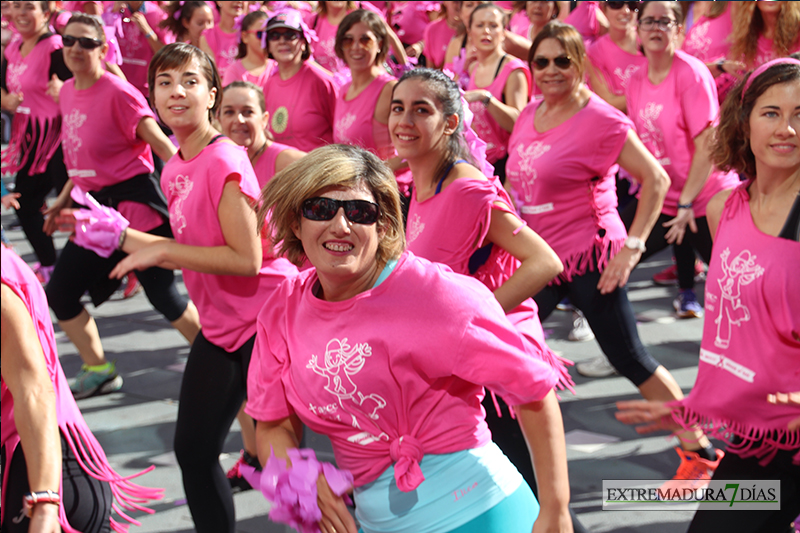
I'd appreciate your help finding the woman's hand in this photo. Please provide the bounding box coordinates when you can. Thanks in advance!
[615,400,682,434]
[109,241,169,279]
[405,41,424,58]
[42,195,74,236]
[663,207,697,245]
[29,502,61,533]
[767,392,800,431]
[463,89,491,104]
[1,191,21,210]
[2,91,23,112]
[131,12,153,36]
[597,247,641,295]
[46,74,63,104]
[532,507,573,533]
[317,473,357,533]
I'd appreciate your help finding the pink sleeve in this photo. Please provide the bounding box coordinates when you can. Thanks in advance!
[222,62,243,86]
[452,296,558,405]
[246,285,294,422]
[214,144,261,208]
[110,81,156,143]
[679,59,719,139]
[589,102,632,176]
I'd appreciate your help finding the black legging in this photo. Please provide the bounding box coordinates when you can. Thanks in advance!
[620,199,714,290]
[2,432,112,533]
[173,331,255,533]
[12,143,68,268]
[688,446,800,533]
[535,268,661,386]
[46,222,188,322]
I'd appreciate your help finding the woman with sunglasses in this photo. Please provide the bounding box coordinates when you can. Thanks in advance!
[249,143,571,533]
[333,10,411,195]
[1,0,71,284]
[161,1,214,48]
[262,10,337,152]
[463,3,530,183]
[43,14,200,400]
[585,1,645,113]
[623,1,738,321]
[199,0,245,78]
[76,42,299,533]
[618,57,800,533]
[507,21,725,481]
[221,9,275,87]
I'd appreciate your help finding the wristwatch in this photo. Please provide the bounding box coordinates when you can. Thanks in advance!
[715,60,725,75]
[624,236,646,253]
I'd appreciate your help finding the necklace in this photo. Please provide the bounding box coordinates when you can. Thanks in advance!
[249,140,267,164]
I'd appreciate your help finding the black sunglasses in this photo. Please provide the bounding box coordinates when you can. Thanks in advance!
[606,1,640,11]
[532,55,572,70]
[63,35,104,49]
[267,30,300,42]
[301,197,380,225]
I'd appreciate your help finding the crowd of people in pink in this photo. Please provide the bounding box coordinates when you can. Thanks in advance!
[1,2,798,533]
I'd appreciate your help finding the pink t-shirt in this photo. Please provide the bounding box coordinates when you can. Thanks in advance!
[306,12,346,74]
[262,62,338,152]
[506,94,631,282]
[508,11,529,38]
[467,57,531,163]
[752,35,800,69]
[246,251,558,489]
[221,58,277,89]
[59,72,162,232]
[115,2,173,96]
[1,247,162,533]
[161,141,298,351]
[389,1,438,46]
[252,141,295,189]
[563,1,601,48]
[203,25,240,78]
[682,184,800,463]
[406,175,572,390]
[423,17,457,68]
[626,51,738,217]
[586,34,647,97]
[333,73,394,160]
[681,9,733,63]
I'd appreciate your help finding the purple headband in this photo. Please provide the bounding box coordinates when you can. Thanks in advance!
[741,58,800,102]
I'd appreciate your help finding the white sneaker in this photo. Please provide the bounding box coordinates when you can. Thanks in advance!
[568,310,595,342]
[576,355,618,378]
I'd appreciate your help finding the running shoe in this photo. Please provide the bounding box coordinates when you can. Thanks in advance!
[673,289,704,319]
[556,297,574,311]
[568,310,595,342]
[71,362,123,399]
[33,262,54,285]
[227,450,260,493]
[653,261,707,286]
[122,272,142,299]
[659,447,724,496]
[575,355,618,378]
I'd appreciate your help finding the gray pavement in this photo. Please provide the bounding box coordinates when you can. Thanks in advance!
[2,203,710,533]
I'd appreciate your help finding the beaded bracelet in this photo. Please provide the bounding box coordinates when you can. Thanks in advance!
[23,490,60,518]
[677,202,693,209]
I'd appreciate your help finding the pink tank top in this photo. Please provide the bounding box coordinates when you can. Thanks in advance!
[678,184,800,466]
[333,73,395,160]
[467,57,531,163]
[1,247,163,533]
[252,141,295,188]
[308,13,345,74]
[423,17,457,68]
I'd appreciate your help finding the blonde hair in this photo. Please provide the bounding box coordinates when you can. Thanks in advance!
[730,2,800,68]
[258,145,405,267]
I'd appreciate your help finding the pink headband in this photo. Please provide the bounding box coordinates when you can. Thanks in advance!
[741,58,800,102]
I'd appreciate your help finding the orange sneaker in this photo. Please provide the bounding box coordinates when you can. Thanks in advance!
[659,447,725,497]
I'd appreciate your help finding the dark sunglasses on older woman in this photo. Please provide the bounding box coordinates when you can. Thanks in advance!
[606,1,640,11]
[301,197,380,225]
[62,35,104,49]
[532,55,572,70]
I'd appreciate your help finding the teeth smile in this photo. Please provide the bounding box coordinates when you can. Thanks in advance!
[396,134,416,141]
[325,242,353,252]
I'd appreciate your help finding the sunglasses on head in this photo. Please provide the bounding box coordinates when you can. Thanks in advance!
[301,197,380,225]
[267,30,300,42]
[532,55,572,70]
[62,35,104,49]
[606,1,640,11]
[341,34,375,47]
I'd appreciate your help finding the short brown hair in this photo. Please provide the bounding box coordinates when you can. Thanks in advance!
[258,144,405,267]
[529,21,586,80]
[712,61,800,179]
[335,9,389,64]
[64,13,106,42]
[148,42,222,122]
